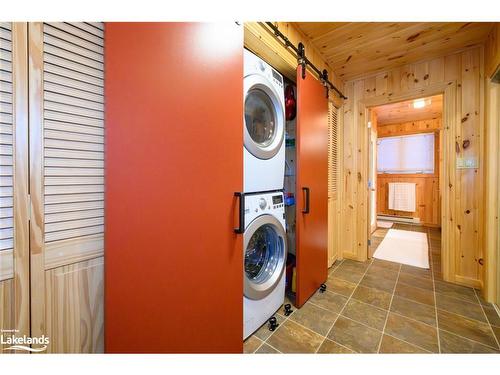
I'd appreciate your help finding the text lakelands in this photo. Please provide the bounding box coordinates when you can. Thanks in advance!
[0,334,49,345]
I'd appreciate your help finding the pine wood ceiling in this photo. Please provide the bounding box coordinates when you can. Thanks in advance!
[293,22,494,80]
[373,94,443,125]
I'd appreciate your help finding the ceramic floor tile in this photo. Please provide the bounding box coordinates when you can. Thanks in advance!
[327,316,382,353]
[371,258,401,271]
[244,336,263,353]
[400,264,432,280]
[437,310,498,348]
[397,272,434,290]
[255,343,280,354]
[360,273,397,293]
[351,285,392,310]
[433,272,443,281]
[378,334,429,353]
[384,312,439,353]
[365,264,400,281]
[492,325,500,343]
[253,313,286,341]
[483,305,500,327]
[317,339,355,354]
[341,299,388,331]
[325,276,357,297]
[328,261,343,275]
[474,291,492,307]
[434,280,477,303]
[290,302,338,336]
[439,330,499,353]
[390,296,437,326]
[435,293,487,323]
[331,267,365,284]
[244,224,499,355]
[394,282,435,306]
[340,259,371,273]
[266,319,324,353]
[309,290,348,314]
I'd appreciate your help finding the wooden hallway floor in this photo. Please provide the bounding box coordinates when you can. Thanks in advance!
[244,224,500,354]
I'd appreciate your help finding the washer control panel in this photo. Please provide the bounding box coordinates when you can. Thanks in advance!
[244,191,285,225]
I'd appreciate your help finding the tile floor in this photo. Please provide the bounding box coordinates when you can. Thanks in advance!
[244,223,500,354]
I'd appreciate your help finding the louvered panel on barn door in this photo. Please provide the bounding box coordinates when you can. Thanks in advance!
[28,22,105,353]
[42,22,104,250]
[0,22,14,280]
[328,102,338,199]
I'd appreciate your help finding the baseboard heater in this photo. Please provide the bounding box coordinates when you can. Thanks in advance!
[377,214,421,224]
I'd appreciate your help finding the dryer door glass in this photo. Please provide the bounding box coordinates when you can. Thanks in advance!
[245,224,284,284]
[245,89,277,147]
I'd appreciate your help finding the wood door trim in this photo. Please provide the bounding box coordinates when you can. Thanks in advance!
[27,22,46,340]
[484,80,500,303]
[357,81,457,283]
[11,22,31,339]
[45,234,104,270]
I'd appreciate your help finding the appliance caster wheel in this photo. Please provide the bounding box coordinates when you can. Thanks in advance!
[319,283,327,293]
[268,316,279,331]
[284,303,293,316]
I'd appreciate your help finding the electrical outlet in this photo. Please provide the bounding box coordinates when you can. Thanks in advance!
[456,157,478,169]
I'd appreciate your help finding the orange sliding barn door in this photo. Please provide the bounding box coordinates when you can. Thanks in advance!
[105,23,243,353]
[295,67,329,307]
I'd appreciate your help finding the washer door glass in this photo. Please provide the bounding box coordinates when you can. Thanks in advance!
[245,89,276,148]
[244,216,286,300]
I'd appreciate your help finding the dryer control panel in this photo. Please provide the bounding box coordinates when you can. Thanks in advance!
[244,49,284,92]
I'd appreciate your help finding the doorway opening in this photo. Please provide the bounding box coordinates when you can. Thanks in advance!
[367,94,443,271]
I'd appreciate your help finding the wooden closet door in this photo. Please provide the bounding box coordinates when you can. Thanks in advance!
[295,67,328,307]
[105,23,243,353]
[28,22,105,353]
[0,22,30,353]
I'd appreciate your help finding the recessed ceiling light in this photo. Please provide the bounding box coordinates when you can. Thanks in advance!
[413,99,426,109]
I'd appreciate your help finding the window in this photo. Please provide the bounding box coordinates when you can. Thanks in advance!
[377,133,435,174]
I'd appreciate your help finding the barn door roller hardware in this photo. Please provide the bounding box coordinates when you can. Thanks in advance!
[265,22,348,100]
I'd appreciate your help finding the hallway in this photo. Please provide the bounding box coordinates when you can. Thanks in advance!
[244,225,500,353]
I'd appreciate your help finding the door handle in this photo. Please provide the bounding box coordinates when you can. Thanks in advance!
[302,187,310,214]
[234,192,245,233]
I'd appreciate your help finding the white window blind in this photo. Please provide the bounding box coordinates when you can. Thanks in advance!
[377,133,435,174]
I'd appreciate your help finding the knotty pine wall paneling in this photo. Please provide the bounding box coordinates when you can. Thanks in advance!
[341,47,484,289]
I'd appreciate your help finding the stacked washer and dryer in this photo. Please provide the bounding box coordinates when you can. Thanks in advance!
[243,49,287,339]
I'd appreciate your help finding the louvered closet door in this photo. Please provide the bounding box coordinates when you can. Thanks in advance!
[327,102,340,267]
[29,22,104,353]
[0,23,15,288]
[0,22,30,353]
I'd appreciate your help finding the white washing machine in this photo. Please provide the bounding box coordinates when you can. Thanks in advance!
[243,191,286,339]
[244,49,285,193]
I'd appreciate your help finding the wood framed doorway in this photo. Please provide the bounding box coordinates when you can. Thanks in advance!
[358,81,458,283]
